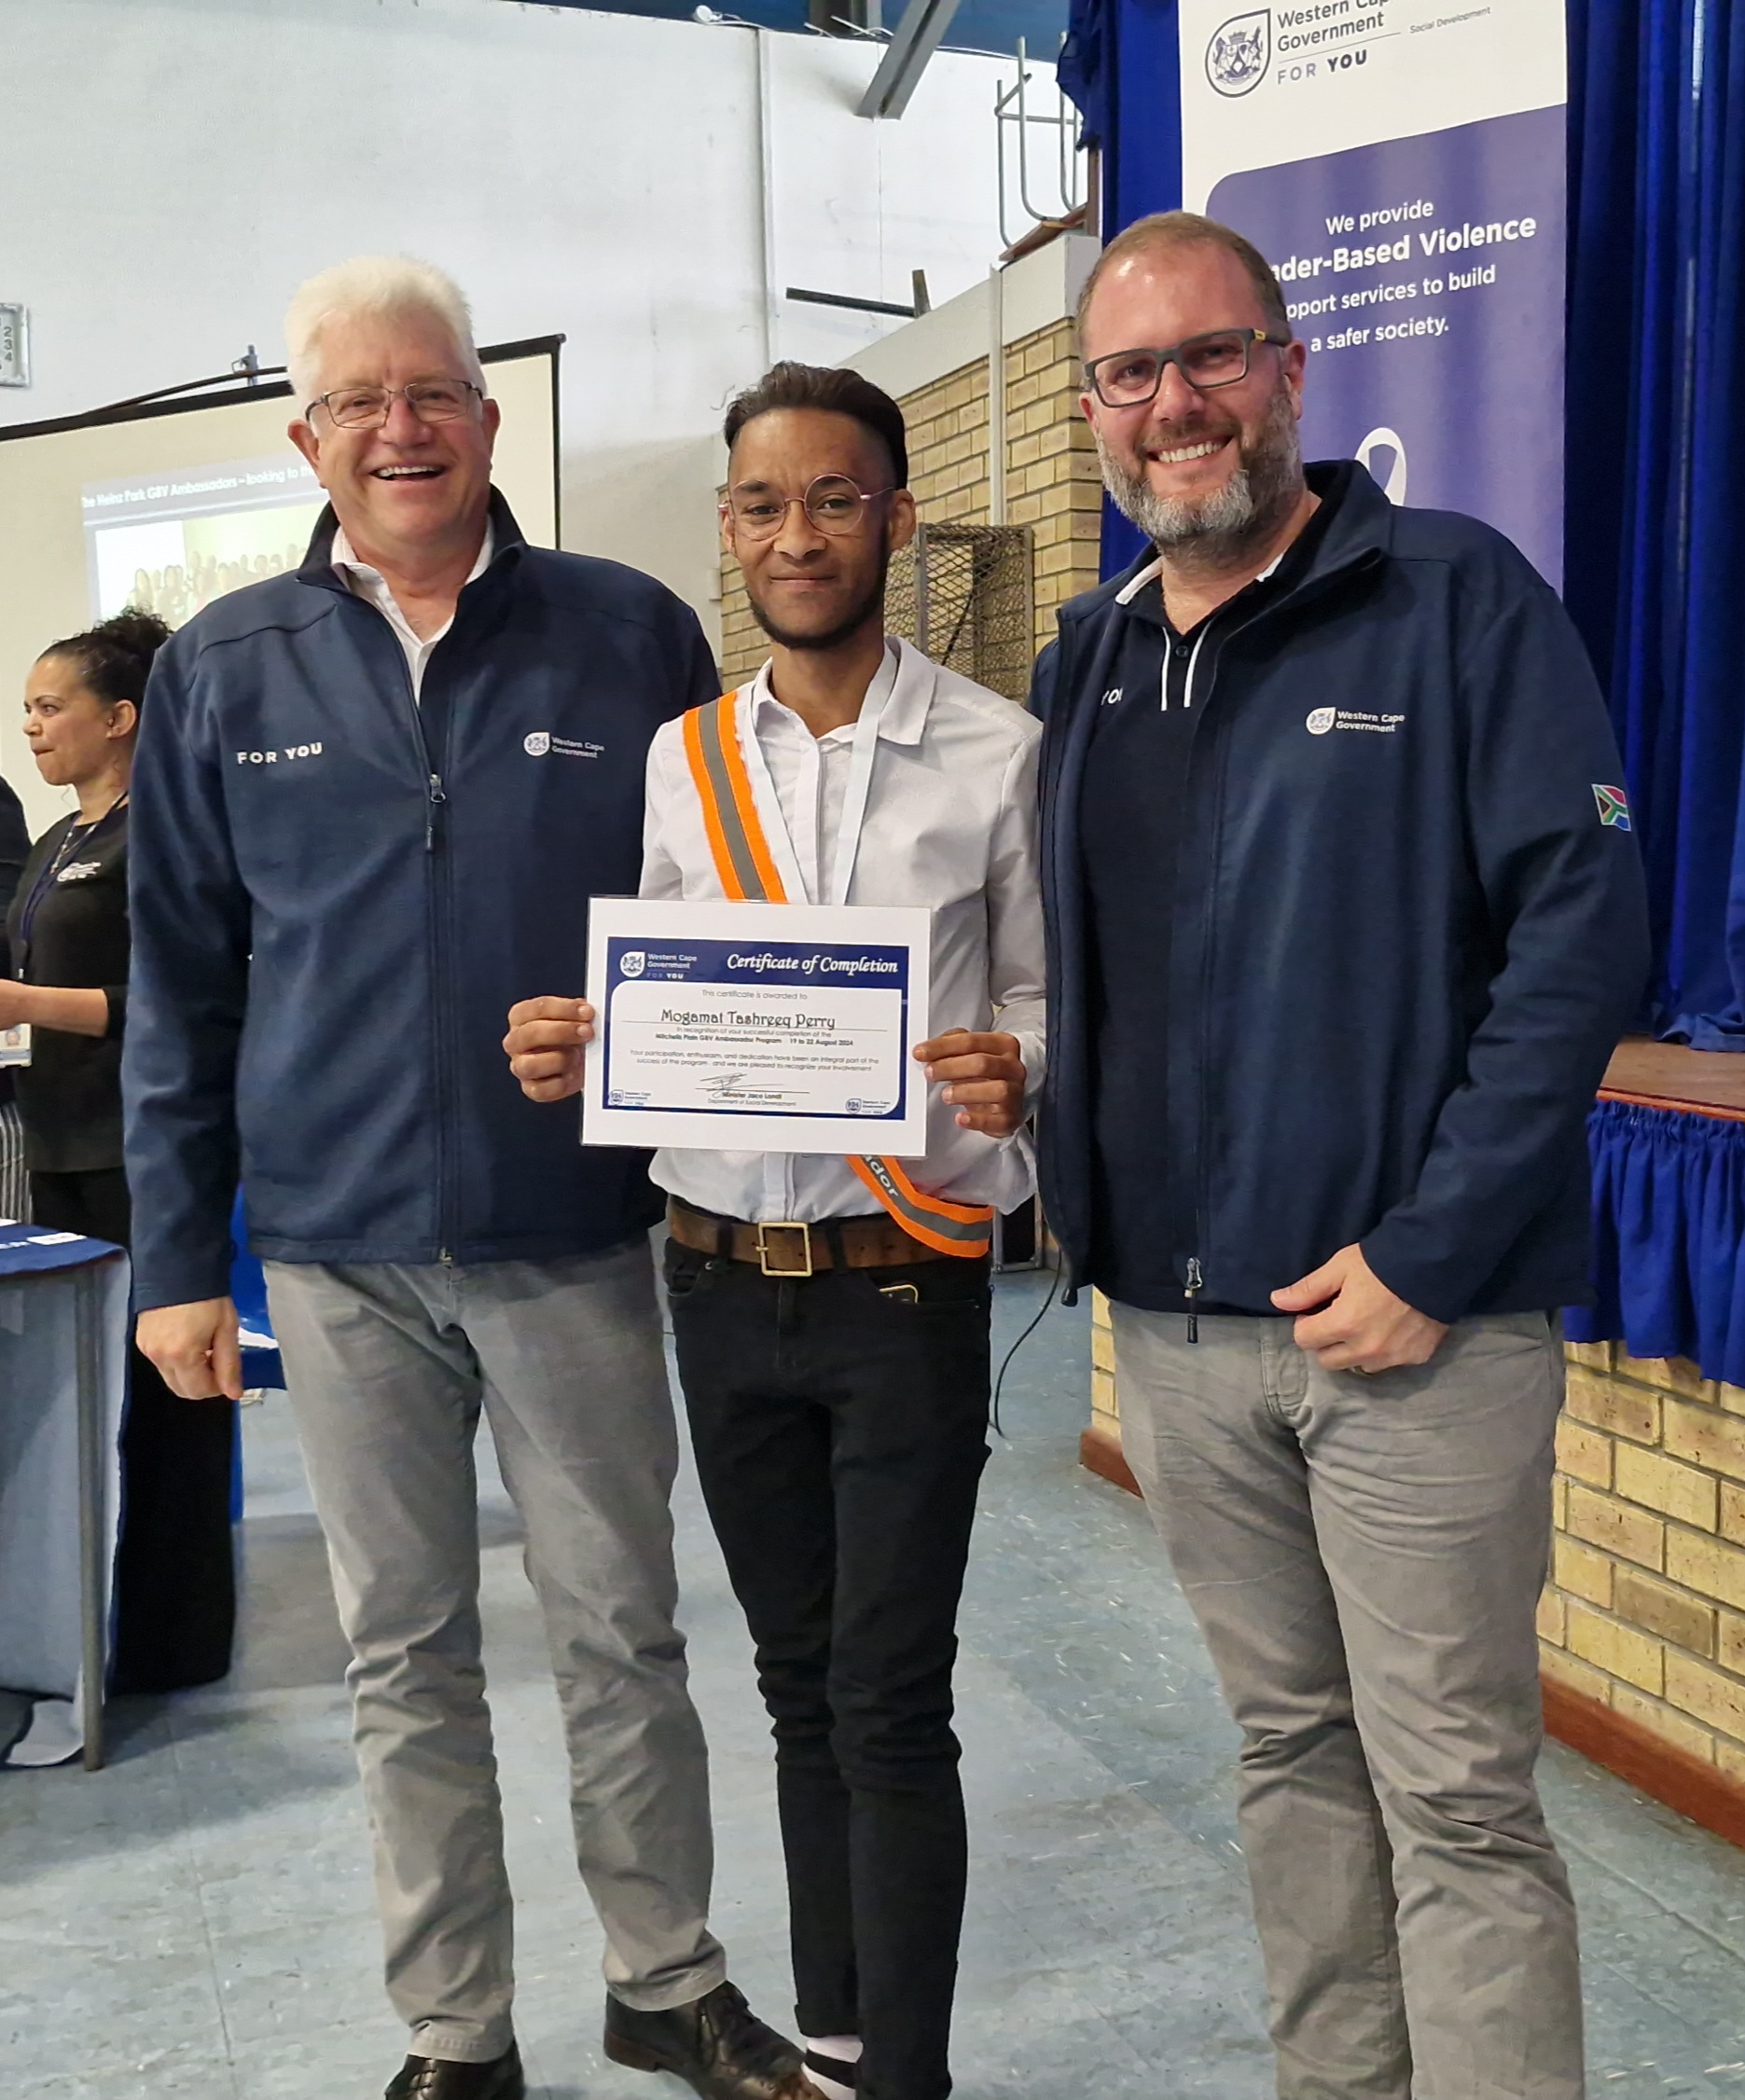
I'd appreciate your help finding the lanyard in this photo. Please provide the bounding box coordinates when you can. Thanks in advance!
[734,651,896,907]
[15,794,126,958]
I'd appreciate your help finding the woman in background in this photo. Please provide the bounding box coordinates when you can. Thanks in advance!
[3,611,234,1692]
[0,769,28,1220]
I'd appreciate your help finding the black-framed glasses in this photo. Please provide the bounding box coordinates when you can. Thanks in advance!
[1083,328,1291,408]
[722,474,896,542]
[307,379,486,430]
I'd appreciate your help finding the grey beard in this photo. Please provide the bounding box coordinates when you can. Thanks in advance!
[1096,385,1304,564]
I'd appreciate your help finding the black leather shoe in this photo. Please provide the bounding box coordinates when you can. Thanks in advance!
[603,1982,819,2099]
[384,2042,525,2098]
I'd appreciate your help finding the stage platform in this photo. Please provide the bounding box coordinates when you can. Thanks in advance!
[1600,1038,1745,1120]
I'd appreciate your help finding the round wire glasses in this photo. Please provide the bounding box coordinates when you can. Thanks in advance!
[723,475,896,542]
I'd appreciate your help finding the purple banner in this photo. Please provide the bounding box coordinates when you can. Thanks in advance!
[1211,104,1566,587]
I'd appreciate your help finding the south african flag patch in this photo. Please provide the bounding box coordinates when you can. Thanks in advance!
[1593,784,1632,831]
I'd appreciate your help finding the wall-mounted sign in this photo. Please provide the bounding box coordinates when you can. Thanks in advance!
[0,305,29,387]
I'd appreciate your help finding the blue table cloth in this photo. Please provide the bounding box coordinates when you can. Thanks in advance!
[0,1224,129,1765]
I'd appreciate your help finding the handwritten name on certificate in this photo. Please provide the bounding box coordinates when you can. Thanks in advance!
[582,897,933,1156]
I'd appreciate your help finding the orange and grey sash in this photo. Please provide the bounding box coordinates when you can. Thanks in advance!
[680,692,993,1259]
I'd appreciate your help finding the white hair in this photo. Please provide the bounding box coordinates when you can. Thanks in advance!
[284,255,487,410]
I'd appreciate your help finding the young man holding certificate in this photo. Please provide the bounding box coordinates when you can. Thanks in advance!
[505,363,1046,2100]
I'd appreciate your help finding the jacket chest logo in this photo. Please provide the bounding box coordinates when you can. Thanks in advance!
[56,861,103,883]
[524,731,605,760]
[235,743,324,766]
[1306,707,1405,737]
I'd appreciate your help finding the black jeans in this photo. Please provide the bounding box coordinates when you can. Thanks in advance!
[665,1238,992,2100]
[30,1169,237,1693]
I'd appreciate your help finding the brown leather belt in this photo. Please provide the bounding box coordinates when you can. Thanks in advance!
[666,1198,949,1277]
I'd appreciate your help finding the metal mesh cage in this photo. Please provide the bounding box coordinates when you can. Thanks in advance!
[885,523,1033,703]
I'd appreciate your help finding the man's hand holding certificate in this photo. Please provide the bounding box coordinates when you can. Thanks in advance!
[504,902,1027,1144]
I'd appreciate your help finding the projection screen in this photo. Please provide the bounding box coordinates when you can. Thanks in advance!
[0,338,561,836]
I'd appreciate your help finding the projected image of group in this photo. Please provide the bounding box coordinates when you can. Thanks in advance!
[82,455,325,626]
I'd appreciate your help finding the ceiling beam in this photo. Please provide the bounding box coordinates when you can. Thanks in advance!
[855,0,963,119]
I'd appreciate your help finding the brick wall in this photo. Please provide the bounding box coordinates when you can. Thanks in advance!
[999,320,1105,659]
[719,315,1102,686]
[1542,1342,1745,1778]
[903,357,993,530]
[1090,1290,1119,1450]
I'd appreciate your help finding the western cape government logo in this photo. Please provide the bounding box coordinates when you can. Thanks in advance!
[522,729,606,760]
[1306,706,1336,736]
[619,950,647,978]
[1207,9,1270,95]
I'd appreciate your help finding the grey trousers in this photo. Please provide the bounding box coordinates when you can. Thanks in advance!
[265,1242,726,2065]
[1111,1306,1583,2100]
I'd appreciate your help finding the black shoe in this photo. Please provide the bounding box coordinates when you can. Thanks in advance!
[603,1982,818,2100]
[384,2043,525,2098]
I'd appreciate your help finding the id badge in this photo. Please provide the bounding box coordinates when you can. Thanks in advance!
[0,1023,31,1068]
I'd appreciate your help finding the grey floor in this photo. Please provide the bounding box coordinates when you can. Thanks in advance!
[7,1269,1745,2098]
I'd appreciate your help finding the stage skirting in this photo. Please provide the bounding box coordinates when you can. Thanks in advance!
[1567,1043,1745,1386]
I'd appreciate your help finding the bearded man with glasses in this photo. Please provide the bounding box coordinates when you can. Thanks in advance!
[505,361,1046,2100]
[125,256,813,2100]
[1034,212,1649,2099]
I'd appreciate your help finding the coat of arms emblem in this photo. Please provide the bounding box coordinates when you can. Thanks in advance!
[1206,10,1270,96]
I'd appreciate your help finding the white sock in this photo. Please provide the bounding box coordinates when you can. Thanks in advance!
[802,2033,862,2100]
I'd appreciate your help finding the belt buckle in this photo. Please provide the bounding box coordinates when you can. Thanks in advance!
[755,1221,814,1278]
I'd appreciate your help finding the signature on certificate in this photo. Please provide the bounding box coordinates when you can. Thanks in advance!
[701,1071,804,1107]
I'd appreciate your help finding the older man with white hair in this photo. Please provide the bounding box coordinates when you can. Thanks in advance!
[124,256,816,2100]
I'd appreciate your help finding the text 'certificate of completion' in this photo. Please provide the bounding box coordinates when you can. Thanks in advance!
[582,897,933,1156]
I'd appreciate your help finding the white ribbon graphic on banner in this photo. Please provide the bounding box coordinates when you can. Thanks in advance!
[1355,427,1408,504]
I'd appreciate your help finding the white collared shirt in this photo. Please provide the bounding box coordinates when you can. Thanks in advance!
[640,636,1046,1224]
[332,523,494,699]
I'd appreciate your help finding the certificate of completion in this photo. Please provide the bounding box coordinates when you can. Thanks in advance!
[582,897,933,1156]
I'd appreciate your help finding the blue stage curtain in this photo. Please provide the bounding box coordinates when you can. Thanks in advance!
[1567,1102,1745,1384]
[1059,0,1180,579]
[1565,0,1745,1047]
[1059,0,1180,233]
